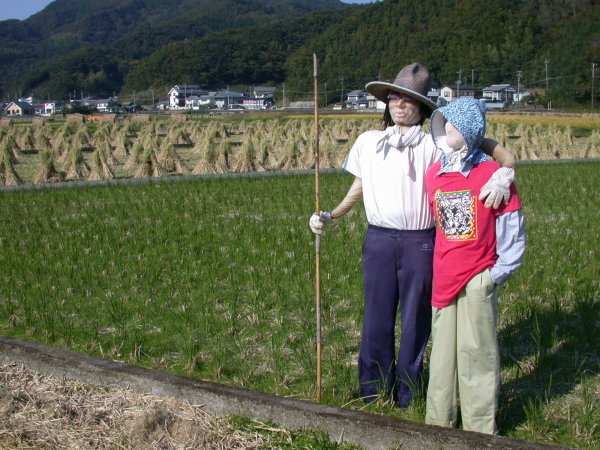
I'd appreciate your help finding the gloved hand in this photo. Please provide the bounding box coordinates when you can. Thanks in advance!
[479,167,514,209]
[309,211,333,235]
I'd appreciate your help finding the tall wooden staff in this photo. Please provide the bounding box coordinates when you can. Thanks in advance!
[313,53,322,402]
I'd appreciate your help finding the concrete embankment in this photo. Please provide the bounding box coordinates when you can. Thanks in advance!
[0,336,567,450]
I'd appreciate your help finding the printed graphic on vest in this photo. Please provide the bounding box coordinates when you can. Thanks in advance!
[434,189,477,241]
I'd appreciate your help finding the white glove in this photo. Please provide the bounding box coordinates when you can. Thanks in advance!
[309,211,332,235]
[479,167,514,209]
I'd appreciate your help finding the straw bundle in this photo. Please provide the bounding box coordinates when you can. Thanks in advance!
[63,147,91,180]
[34,150,64,184]
[0,135,22,163]
[0,148,22,186]
[88,147,114,181]
[158,141,189,174]
[134,146,166,178]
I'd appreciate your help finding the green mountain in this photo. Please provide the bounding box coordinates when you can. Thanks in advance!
[1,0,598,109]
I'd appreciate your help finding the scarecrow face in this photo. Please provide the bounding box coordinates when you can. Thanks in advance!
[444,121,466,150]
[387,92,422,126]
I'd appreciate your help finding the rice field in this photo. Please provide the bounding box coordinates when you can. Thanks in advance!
[0,113,599,448]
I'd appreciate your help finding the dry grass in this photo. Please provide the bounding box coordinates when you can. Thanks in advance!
[0,363,269,449]
[0,114,597,186]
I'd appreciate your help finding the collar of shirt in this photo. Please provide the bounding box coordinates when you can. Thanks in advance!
[436,156,474,177]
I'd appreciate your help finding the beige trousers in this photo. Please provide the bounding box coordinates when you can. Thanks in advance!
[425,269,500,434]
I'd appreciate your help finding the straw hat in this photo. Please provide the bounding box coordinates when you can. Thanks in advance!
[366,63,437,112]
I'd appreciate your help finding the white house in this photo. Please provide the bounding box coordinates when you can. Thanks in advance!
[168,85,208,109]
[482,84,516,103]
[43,100,64,115]
[185,94,214,110]
[440,84,475,102]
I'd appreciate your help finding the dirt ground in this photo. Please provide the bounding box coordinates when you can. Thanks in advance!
[0,363,268,449]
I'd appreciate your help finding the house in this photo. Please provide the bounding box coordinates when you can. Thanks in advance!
[4,101,34,116]
[43,100,64,115]
[185,94,214,110]
[95,98,120,113]
[366,92,385,111]
[345,90,369,109]
[482,84,516,103]
[242,97,275,110]
[168,85,208,109]
[440,84,475,102]
[213,90,245,109]
[242,86,276,110]
[253,86,276,98]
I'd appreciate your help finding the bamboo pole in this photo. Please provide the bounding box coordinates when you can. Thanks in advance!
[313,53,322,403]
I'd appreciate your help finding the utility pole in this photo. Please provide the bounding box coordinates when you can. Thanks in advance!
[282,82,286,108]
[516,70,522,109]
[592,62,596,113]
[340,76,344,108]
[471,69,475,90]
[324,82,328,108]
[456,69,462,99]
[544,59,550,95]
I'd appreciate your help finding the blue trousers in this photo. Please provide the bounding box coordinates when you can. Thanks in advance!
[359,225,434,407]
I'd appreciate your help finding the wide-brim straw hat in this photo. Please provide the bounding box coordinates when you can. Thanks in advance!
[366,62,437,112]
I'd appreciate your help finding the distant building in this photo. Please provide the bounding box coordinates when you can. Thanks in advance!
[185,94,214,110]
[213,90,245,109]
[345,90,368,109]
[4,101,34,116]
[440,84,475,102]
[482,84,516,103]
[42,100,64,115]
[168,85,208,109]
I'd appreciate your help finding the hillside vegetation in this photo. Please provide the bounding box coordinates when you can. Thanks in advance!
[0,0,599,109]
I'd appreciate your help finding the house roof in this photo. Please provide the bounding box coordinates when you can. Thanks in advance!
[214,90,244,99]
[347,90,366,97]
[254,86,276,94]
[482,84,515,92]
[442,84,475,91]
[8,101,34,109]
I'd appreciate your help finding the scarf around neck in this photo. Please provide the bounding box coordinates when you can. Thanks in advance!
[375,125,425,176]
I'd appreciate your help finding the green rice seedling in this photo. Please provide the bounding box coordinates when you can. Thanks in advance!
[0,162,599,448]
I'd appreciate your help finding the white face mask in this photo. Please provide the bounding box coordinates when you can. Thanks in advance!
[435,136,454,155]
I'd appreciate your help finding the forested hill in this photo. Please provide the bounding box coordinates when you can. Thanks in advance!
[1,0,599,109]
